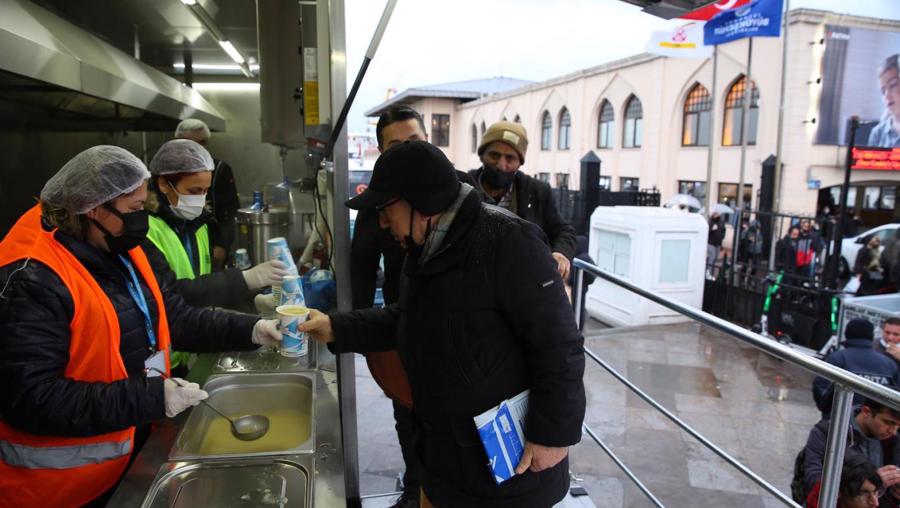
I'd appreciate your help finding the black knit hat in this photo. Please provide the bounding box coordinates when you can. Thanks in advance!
[845,318,874,341]
[345,141,460,215]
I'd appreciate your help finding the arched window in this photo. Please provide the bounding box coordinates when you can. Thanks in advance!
[541,111,552,150]
[597,100,614,149]
[471,123,478,153]
[723,75,759,146]
[623,95,643,148]
[480,121,487,140]
[502,116,508,122]
[682,84,712,146]
[558,108,571,150]
[514,114,521,124]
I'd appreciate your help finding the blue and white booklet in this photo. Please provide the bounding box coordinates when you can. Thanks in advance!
[473,390,529,484]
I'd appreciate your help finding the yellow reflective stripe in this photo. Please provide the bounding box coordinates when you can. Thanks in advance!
[0,439,130,469]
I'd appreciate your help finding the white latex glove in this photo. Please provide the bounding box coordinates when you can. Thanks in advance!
[251,319,282,346]
[242,260,290,290]
[254,293,278,318]
[164,377,208,418]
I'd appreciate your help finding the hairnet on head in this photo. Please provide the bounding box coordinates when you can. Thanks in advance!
[149,139,214,176]
[40,146,150,215]
[174,118,211,141]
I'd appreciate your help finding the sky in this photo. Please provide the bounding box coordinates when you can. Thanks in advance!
[342,0,900,134]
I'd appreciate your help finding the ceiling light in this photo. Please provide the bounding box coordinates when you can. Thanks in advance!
[180,0,197,5]
[173,63,260,71]
[192,82,260,91]
[218,40,245,65]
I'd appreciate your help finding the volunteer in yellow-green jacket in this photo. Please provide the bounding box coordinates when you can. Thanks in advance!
[143,139,289,374]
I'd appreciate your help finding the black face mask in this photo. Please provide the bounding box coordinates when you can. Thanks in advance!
[481,164,515,190]
[90,204,149,253]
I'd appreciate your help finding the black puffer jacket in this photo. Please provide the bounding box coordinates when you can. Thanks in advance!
[332,191,586,508]
[146,186,252,309]
[0,223,258,438]
[469,168,577,260]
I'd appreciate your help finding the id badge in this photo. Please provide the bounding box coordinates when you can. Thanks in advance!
[144,351,167,377]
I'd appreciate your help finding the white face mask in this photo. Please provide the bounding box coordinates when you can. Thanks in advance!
[171,192,206,220]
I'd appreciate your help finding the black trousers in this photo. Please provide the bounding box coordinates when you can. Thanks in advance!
[394,400,421,494]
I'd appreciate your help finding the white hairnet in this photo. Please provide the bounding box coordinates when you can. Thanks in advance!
[40,146,150,214]
[174,118,211,141]
[149,139,214,175]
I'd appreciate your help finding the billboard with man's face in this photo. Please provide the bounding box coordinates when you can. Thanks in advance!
[816,25,900,147]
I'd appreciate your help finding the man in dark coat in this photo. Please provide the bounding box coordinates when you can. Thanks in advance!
[303,141,585,508]
[350,106,475,507]
[468,121,576,280]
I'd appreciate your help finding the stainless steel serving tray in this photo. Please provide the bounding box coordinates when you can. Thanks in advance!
[141,455,313,508]
[170,372,316,460]
[214,348,315,374]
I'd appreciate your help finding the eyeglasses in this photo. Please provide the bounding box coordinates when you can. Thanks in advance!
[855,488,885,500]
[375,198,401,216]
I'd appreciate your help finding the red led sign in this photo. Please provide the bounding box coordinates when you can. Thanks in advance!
[851,147,900,171]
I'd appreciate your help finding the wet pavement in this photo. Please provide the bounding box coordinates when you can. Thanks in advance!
[356,319,820,507]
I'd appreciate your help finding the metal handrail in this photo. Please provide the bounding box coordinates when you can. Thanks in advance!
[572,258,900,508]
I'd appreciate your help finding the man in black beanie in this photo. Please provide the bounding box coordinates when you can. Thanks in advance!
[813,318,900,417]
[301,141,585,508]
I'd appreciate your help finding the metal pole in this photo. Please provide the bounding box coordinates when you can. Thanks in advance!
[818,386,855,508]
[705,46,718,212]
[573,268,585,331]
[731,38,754,286]
[770,0,792,271]
[826,117,858,289]
[582,423,667,508]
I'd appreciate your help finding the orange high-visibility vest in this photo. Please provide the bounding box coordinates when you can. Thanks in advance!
[0,205,172,508]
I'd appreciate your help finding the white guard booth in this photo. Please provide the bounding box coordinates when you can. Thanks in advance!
[586,206,708,326]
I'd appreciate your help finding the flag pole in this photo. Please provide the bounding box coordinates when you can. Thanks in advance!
[705,46,718,212]
[730,37,753,286]
[768,0,791,271]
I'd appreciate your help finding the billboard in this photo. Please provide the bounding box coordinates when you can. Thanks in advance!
[851,147,900,171]
[815,25,900,147]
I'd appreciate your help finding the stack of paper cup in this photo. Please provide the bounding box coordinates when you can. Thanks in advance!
[267,237,299,303]
[279,274,306,307]
[276,304,309,357]
[234,248,251,270]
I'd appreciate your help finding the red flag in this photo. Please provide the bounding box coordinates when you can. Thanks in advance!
[680,0,752,20]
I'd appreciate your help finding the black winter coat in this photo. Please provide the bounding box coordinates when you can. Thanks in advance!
[468,168,577,260]
[146,189,253,309]
[332,192,586,508]
[208,157,241,254]
[0,224,258,438]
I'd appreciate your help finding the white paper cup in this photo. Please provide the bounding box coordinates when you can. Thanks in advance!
[276,304,309,357]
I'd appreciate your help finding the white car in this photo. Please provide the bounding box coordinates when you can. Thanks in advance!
[840,223,900,275]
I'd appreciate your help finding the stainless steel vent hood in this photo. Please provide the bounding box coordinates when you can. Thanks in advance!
[0,0,225,131]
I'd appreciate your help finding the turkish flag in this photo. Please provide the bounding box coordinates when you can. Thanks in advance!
[680,0,752,20]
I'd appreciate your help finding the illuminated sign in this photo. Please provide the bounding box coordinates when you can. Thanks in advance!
[851,147,900,171]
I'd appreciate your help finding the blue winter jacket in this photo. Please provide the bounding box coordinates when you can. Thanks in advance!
[813,338,900,416]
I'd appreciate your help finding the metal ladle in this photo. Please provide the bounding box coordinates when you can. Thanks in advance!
[151,368,270,441]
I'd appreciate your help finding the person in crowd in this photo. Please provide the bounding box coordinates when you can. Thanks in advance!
[567,235,596,329]
[805,450,887,508]
[813,319,900,417]
[798,218,826,280]
[302,141,585,508]
[739,220,764,284]
[854,235,885,296]
[350,106,474,508]
[868,54,900,149]
[0,146,283,507]
[174,118,241,268]
[802,398,900,506]
[875,318,900,367]
[776,226,801,277]
[880,230,900,289]
[145,139,289,373]
[706,211,726,278]
[468,121,576,280]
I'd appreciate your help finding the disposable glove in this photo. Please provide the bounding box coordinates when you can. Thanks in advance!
[251,319,282,346]
[242,260,290,290]
[164,377,208,418]
[254,293,278,318]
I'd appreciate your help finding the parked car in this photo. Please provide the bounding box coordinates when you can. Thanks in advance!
[840,223,900,276]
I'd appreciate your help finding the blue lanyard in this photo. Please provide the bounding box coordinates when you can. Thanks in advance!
[182,231,197,274]
[117,254,157,350]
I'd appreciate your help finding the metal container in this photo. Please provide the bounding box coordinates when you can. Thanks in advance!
[141,456,311,508]
[215,348,315,374]
[839,294,900,342]
[236,207,290,265]
[170,372,315,460]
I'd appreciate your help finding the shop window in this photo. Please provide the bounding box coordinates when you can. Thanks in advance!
[541,111,552,150]
[830,186,858,207]
[882,186,896,210]
[678,180,707,203]
[597,100,614,149]
[722,75,759,146]
[558,108,571,150]
[623,95,643,148]
[621,177,639,192]
[863,186,881,210]
[682,83,711,146]
[599,176,612,191]
[432,114,450,147]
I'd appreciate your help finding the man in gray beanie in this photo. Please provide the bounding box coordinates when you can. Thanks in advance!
[301,141,585,508]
